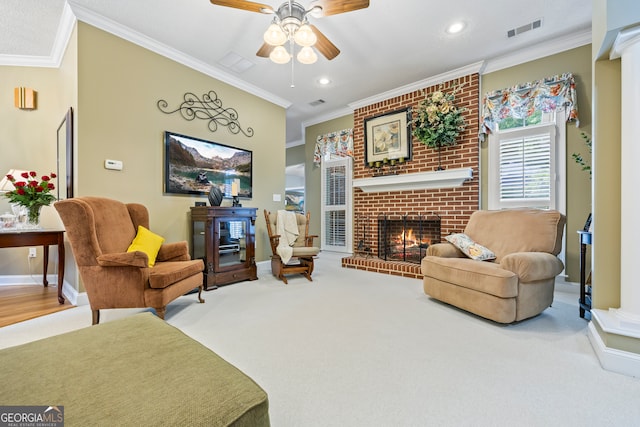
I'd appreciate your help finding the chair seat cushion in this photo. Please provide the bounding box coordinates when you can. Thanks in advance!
[149,259,204,289]
[291,246,320,257]
[421,256,518,298]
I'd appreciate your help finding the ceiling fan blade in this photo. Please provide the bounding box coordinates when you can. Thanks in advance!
[209,0,274,14]
[310,24,340,60]
[308,0,369,17]
[256,42,275,58]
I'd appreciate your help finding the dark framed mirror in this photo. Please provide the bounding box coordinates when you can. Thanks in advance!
[56,107,73,199]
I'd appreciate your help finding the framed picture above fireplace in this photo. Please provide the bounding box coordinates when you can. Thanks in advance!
[364,109,412,166]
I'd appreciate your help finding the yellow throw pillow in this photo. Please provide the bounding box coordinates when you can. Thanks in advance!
[127,226,165,267]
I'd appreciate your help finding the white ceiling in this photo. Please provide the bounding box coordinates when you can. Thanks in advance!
[1,0,592,146]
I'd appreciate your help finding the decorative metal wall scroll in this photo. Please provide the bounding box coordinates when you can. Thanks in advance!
[157,90,254,137]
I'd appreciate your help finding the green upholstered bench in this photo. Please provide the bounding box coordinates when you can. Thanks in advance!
[0,313,270,426]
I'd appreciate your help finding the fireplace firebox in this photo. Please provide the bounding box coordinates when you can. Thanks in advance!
[377,213,440,264]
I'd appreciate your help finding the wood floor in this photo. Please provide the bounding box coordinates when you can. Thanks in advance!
[0,285,75,328]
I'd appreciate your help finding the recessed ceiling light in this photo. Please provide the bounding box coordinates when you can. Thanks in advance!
[318,77,331,85]
[446,21,465,34]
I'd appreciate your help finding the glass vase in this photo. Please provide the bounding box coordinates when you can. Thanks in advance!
[25,205,43,229]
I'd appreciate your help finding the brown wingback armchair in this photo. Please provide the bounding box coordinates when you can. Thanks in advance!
[55,197,204,325]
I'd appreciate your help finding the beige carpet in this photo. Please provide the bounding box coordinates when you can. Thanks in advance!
[2,252,639,426]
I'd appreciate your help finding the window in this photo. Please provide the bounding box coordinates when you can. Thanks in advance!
[488,111,565,211]
[321,156,353,253]
[490,124,555,209]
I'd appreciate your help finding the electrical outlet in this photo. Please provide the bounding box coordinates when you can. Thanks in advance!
[28,247,37,258]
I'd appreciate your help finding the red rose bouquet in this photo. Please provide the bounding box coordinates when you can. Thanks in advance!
[4,171,57,225]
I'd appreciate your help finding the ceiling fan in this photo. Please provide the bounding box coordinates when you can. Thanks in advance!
[210,0,369,64]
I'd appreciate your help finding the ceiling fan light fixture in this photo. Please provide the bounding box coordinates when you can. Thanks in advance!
[297,46,317,64]
[264,22,287,46]
[270,45,291,64]
[294,24,317,47]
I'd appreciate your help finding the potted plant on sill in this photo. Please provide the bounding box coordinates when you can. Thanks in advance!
[412,87,466,170]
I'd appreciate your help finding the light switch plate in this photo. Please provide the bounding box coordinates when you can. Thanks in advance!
[273,193,281,202]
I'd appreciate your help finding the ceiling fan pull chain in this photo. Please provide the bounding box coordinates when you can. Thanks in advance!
[290,38,295,88]
[290,49,295,88]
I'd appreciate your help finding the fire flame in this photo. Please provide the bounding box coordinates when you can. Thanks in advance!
[393,228,431,247]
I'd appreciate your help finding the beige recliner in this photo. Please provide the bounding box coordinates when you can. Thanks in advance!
[421,209,566,323]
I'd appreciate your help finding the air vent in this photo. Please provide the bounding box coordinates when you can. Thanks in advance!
[218,51,254,73]
[309,99,326,107]
[507,18,542,38]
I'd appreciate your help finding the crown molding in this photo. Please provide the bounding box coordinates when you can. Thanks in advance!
[0,54,57,68]
[482,28,592,74]
[310,29,591,128]
[66,2,292,109]
[0,3,76,68]
[50,2,77,67]
[286,139,305,148]
[348,62,484,110]
[610,25,640,60]
[302,106,354,129]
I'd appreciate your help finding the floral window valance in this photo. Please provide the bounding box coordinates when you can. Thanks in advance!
[480,72,579,140]
[313,128,353,166]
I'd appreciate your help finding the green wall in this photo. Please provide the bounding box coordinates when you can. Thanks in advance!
[302,115,354,246]
[480,44,593,282]
[76,23,285,270]
[0,25,78,282]
[286,144,305,166]
[1,22,286,294]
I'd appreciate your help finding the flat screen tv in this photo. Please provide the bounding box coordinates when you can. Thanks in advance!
[164,131,252,198]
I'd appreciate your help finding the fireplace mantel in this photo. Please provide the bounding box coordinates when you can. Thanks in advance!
[353,167,473,193]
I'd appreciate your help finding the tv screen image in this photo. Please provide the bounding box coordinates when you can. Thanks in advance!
[164,131,252,198]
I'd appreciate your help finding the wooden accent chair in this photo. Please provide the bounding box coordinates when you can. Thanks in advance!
[264,209,320,284]
[55,197,205,325]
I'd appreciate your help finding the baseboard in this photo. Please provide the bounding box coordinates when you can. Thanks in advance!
[588,321,640,378]
[256,260,270,274]
[0,275,87,306]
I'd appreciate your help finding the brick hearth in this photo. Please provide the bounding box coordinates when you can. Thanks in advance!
[342,73,480,277]
[341,256,423,279]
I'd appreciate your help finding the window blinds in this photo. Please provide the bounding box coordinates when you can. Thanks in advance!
[498,127,552,204]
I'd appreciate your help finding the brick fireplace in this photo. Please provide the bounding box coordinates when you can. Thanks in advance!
[342,74,480,278]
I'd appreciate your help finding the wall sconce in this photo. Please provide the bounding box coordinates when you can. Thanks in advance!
[14,87,37,110]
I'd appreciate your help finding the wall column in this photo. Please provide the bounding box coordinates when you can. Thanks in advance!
[617,27,640,318]
[589,25,640,377]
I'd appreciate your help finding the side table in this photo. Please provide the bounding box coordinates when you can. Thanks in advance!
[0,229,65,304]
[577,230,592,319]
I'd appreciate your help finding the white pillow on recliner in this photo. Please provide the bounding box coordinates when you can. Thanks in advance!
[445,233,496,261]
